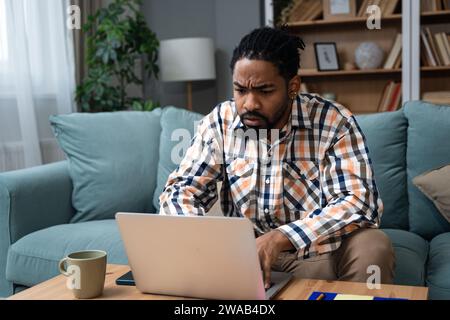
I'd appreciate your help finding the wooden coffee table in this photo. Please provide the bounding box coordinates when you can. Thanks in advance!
[8,264,428,300]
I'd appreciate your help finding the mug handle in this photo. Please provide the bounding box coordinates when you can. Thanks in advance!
[59,258,70,276]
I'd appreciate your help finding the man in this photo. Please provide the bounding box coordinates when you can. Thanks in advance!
[159,26,395,289]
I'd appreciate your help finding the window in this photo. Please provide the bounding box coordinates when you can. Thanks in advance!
[0,0,8,64]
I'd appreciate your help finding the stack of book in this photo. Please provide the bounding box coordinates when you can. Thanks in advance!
[284,0,323,23]
[420,27,450,66]
[377,81,402,112]
[383,33,402,69]
[422,91,450,105]
[357,0,400,17]
[421,0,450,12]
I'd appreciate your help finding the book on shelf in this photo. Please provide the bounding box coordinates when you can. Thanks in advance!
[377,81,394,112]
[444,33,450,62]
[423,91,450,105]
[421,40,433,66]
[386,82,402,112]
[421,30,438,66]
[305,0,323,21]
[421,0,450,12]
[421,28,450,66]
[377,0,388,16]
[358,0,399,17]
[383,0,400,16]
[434,33,450,66]
[287,0,323,23]
[358,0,377,16]
[426,27,442,65]
[383,33,402,69]
[377,81,402,112]
[393,50,402,69]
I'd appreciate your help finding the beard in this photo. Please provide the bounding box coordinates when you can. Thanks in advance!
[240,99,290,130]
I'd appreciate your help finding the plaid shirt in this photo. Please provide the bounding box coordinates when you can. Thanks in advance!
[159,93,383,259]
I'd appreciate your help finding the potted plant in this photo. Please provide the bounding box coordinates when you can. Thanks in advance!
[76,0,160,112]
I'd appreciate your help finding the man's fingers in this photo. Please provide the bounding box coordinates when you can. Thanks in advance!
[263,262,271,289]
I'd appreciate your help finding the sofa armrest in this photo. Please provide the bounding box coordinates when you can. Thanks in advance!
[0,161,74,296]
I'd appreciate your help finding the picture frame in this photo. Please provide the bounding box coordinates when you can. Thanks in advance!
[314,43,340,71]
[323,0,356,20]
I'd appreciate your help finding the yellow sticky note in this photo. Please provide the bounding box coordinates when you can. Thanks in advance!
[334,294,374,300]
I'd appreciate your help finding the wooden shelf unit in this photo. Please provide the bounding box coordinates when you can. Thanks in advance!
[420,9,450,103]
[287,14,402,29]
[299,68,402,78]
[285,0,404,114]
[280,0,450,113]
[421,66,450,73]
[421,10,450,24]
[287,11,450,28]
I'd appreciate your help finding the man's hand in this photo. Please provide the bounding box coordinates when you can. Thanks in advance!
[256,230,295,289]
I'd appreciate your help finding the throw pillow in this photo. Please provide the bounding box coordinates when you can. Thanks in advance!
[50,110,162,223]
[413,164,450,223]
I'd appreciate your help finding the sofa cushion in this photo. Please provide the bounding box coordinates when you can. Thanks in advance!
[6,220,127,287]
[413,164,450,224]
[355,111,408,230]
[403,101,450,240]
[382,229,429,286]
[427,232,450,300]
[152,106,204,210]
[50,110,162,223]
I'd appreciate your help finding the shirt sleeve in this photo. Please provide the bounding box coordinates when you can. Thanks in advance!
[277,116,383,257]
[158,116,223,216]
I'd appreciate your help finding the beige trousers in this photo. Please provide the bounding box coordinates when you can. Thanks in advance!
[272,228,396,284]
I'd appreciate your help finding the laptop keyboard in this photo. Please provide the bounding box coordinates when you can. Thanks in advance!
[265,283,274,291]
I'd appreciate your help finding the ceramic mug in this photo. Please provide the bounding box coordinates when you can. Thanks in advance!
[59,250,107,299]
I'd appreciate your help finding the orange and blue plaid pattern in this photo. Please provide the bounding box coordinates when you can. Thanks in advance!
[159,94,383,259]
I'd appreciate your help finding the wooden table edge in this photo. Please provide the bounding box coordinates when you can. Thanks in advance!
[8,264,429,300]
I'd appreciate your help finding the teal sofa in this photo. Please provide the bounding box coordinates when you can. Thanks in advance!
[1,101,450,299]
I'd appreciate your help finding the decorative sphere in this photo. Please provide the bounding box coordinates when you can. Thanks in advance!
[354,42,385,70]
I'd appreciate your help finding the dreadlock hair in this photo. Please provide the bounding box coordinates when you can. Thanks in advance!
[230,25,306,83]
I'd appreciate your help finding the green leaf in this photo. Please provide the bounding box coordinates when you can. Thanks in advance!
[102,51,110,64]
[75,0,160,112]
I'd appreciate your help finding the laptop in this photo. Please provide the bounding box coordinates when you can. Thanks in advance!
[115,212,293,300]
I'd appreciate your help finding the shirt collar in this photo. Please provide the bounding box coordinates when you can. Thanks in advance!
[292,94,313,130]
[231,94,313,131]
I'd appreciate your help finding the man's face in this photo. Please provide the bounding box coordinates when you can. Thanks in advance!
[232,58,299,130]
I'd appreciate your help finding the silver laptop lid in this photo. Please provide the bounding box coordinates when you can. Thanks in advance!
[116,213,266,300]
